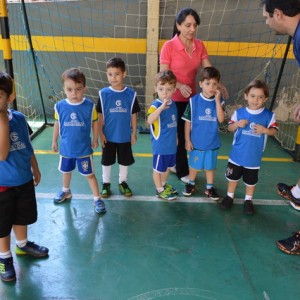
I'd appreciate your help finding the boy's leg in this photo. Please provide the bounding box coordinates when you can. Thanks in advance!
[13,225,48,257]
[54,156,74,204]
[0,235,15,282]
[204,170,219,200]
[86,174,106,214]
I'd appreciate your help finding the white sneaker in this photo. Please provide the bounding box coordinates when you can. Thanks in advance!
[169,166,176,173]
[180,176,189,184]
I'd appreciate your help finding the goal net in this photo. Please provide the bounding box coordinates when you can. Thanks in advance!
[2,0,299,156]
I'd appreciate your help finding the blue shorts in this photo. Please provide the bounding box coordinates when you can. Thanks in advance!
[58,155,95,176]
[153,154,176,173]
[188,149,218,171]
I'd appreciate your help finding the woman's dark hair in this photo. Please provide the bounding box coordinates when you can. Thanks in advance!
[172,8,200,37]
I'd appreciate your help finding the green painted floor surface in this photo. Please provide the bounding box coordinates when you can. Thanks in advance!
[1,127,300,300]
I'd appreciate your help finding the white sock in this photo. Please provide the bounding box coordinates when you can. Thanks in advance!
[62,187,70,192]
[119,164,128,183]
[227,192,234,199]
[102,165,112,183]
[245,195,253,201]
[0,251,12,259]
[292,184,300,198]
[16,239,28,248]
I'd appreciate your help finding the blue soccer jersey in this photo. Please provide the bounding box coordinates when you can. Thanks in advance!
[228,107,277,168]
[99,86,138,143]
[182,93,221,150]
[54,97,97,158]
[147,99,177,155]
[0,110,34,186]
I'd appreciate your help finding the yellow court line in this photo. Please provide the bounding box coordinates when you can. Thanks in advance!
[0,36,294,59]
[34,150,294,162]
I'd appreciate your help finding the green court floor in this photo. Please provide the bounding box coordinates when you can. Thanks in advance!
[1,127,300,300]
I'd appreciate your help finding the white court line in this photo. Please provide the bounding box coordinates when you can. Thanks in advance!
[36,193,289,206]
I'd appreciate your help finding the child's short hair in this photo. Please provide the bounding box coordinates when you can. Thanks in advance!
[244,80,269,98]
[0,71,13,96]
[106,57,126,72]
[61,68,86,86]
[199,67,221,82]
[155,70,177,86]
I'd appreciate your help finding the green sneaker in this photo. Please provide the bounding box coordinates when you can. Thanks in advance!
[164,183,178,195]
[101,183,111,198]
[156,189,177,201]
[119,181,132,196]
[0,257,16,282]
[15,241,49,258]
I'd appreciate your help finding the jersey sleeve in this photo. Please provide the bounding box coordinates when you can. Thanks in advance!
[92,105,98,122]
[182,102,191,122]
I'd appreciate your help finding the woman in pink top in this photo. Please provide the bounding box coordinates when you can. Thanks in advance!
[160,7,228,182]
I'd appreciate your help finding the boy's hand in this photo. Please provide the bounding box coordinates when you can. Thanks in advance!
[131,134,137,145]
[100,133,107,148]
[253,124,266,134]
[91,140,99,149]
[185,140,193,151]
[214,90,221,102]
[52,141,58,152]
[237,119,248,128]
[33,169,41,186]
[161,98,170,110]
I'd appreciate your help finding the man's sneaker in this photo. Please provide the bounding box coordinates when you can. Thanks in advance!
[101,183,111,198]
[276,183,300,210]
[180,176,189,184]
[205,187,220,201]
[276,231,300,255]
[119,181,132,196]
[53,190,72,204]
[156,189,177,201]
[243,200,255,215]
[94,199,106,214]
[0,257,16,282]
[220,195,234,210]
[182,183,195,197]
[164,183,178,195]
[15,241,49,258]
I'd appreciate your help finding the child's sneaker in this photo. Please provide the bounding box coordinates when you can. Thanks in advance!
[101,183,111,198]
[53,190,72,204]
[0,257,16,282]
[220,195,234,210]
[243,200,255,215]
[276,231,300,255]
[94,199,106,214]
[205,187,220,200]
[15,241,49,258]
[119,181,132,196]
[164,183,178,195]
[156,189,177,201]
[182,183,195,197]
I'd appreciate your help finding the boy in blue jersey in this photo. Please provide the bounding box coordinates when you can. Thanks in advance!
[182,67,224,199]
[147,70,178,201]
[52,68,106,214]
[0,72,48,282]
[97,57,140,198]
[220,80,278,215]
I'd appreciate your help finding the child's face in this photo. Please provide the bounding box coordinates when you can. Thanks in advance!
[199,78,219,98]
[155,81,175,101]
[106,67,126,90]
[244,87,267,110]
[0,90,14,112]
[63,79,86,103]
